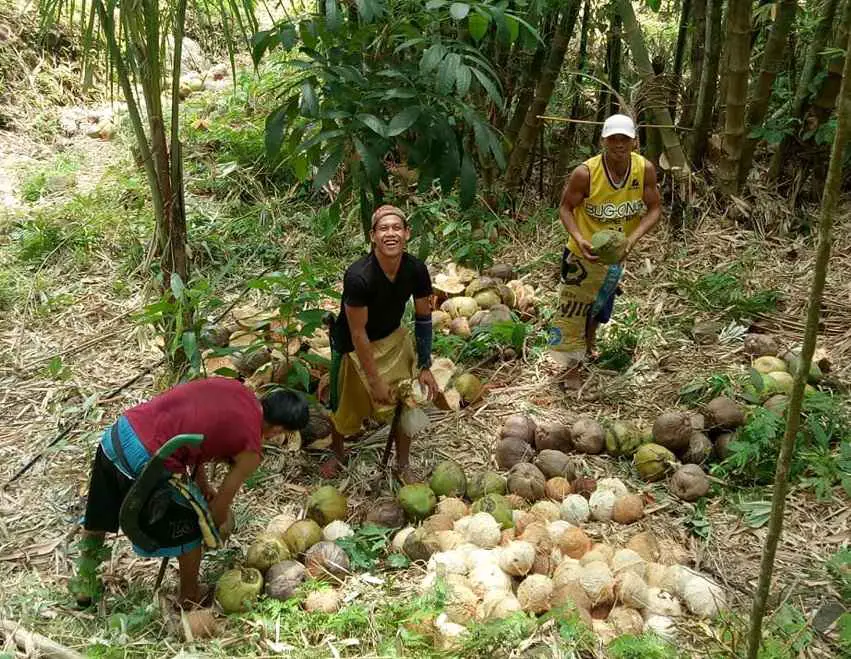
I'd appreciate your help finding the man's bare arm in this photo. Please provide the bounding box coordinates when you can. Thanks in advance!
[626,160,662,253]
[559,166,596,261]
[208,451,261,526]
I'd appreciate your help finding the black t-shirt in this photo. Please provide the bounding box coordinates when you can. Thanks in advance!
[334,252,432,353]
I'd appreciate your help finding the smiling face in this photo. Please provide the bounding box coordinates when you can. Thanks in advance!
[371,212,410,258]
[603,134,636,166]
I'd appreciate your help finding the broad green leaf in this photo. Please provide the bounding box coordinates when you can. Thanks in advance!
[170,272,185,301]
[459,150,476,209]
[353,136,382,185]
[251,29,273,65]
[449,2,470,20]
[300,20,318,50]
[279,24,298,49]
[439,143,460,192]
[287,359,311,391]
[357,113,388,137]
[212,367,239,378]
[313,147,344,190]
[437,53,460,95]
[471,67,503,106]
[299,82,318,117]
[425,0,447,8]
[182,331,201,372]
[505,16,519,43]
[468,12,489,41]
[382,88,417,100]
[387,107,421,136]
[264,105,288,157]
[455,64,471,96]
[420,43,447,75]
[291,154,309,181]
[325,0,342,31]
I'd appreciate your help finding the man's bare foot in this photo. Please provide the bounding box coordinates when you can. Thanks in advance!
[392,464,420,485]
[320,455,346,479]
[178,584,213,610]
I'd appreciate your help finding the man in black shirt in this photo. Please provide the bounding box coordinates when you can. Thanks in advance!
[324,205,438,483]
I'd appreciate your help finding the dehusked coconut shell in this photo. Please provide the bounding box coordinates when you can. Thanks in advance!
[704,396,745,430]
[508,463,547,502]
[534,450,577,480]
[500,413,537,444]
[652,412,693,454]
[669,464,710,501]
[534,423,573,452]
[571,417,605,454]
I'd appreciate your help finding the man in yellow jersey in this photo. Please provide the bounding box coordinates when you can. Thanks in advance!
[550,114,661,388]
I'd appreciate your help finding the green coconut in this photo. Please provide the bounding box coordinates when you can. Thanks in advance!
[215,568,263,613]
[753,356,787,374]
[283,519,323,556]
[429,460,467,498]
[467,471,508,500]
[605,420,645,457]
[471,494,514,530]
[307,486,348,526]
[474,290,502,309]
[455,373,483,404]
[590,230,627,264]
[784,353,823,383]
[397,484,437,521]
[633,443,676,482]
[765,371,794,395]
[245,533,291,573]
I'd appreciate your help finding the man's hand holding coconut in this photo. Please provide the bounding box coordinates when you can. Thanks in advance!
[323,205,437,484]
[551,114,662,389]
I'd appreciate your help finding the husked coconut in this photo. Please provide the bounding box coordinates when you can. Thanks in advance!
[612,494,644,524]
[468,562,512,597]
[264,513,297,542]
[626,532,661,562]
[517,574,554,614]
[265,560,306,600]
[704,396,745,430]
[495,438,535,470]
[530,500,561,522]
[501,414,537,444]
[508,463,547,501]
[644,614,676,640]
[645,562,667,589]
[652,412,693,454]
[503,493,528,510]
[571,477,597,499]
[579,561,614,606]
[367,499,407,528]
[560,494,591,525]
[545,477,572,501]
[304,541,351,580]
[552,581,593,619]
[462,547,497,571]
[449,317,471,338]
[463,512,502,548]
[322,520,354,542]
[498,540,536,576]
[534,423,573,452]
[480,590,523,621]
[434,613,467,651]
[546,520,574,546]
[559,527,592,559]
[436,497,469,521]
[304,589,341,613]
[444,583,478,625]
[403,528,441,562]
[645,587,683,617]
[670,464,710,501]
[611,549,647,579]
[535,450,577,480]
[435,530,465,552]
[609,606,645,636]
[682,432,713,465]
[680,572,727,617]
[614,571,649,608]
[571,417,606,454]
[589,489,617,522]
[596,477,629,498]
[422,513,456,535]
[580,543,614,566]
[689,413,705,432]
[500,528,515,546]
[592,620,617,645]
[553,557,583,588]
[391,527,415,553]
[427,550,469,576]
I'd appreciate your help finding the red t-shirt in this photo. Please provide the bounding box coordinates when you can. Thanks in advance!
[125,378,263,473]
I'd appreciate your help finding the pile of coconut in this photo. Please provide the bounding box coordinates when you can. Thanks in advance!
[431,262,537,343]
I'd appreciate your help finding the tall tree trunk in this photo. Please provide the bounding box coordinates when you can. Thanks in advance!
[810,0,851,127]
[616,0,689,177]
[690,0,723,167]
[505,46,549,147]
[608,13,623,116]
[504,3,580,191]
[737,0,797,184]
[716,3,730,128]
[745,32,851,659]
[717,0,753,195]
[680,0,706,130]
[670,0,693,120]
[768,0,842,180]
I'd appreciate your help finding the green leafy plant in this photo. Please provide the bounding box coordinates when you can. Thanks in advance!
[825,548,851,601]
[607,633,678,659]
[678,373,740,406]
[335,523,396,571]
[687,498,713,540]
[596,303,641,372]
[676,266,782,320]
[435,319,535,364]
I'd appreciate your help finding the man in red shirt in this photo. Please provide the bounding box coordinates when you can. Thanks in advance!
[69,378,309,608]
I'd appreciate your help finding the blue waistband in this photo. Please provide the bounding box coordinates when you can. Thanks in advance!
[99,416,151,479]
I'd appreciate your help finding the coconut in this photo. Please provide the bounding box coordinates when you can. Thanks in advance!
[534,450,577,480]
[245,534,291,573]
[440,296,479,319]
[487,304,513,324]
[398,484,437,521]
[304,541,350,581]
[571,417,606,454]
[652,412,693,454]
[634,443,676,482]
[307,486,348,526]
[553,557,583,587]
[468,562,513,597]
[589,489,617,522]
[579,561,614,606]
[645,587,683,616]
[766,370,794,394]
[590,230,626,264]
[560,494,591,525]
[753,355,786,374]
[427,549,469,576]
[604,420,645,457]
[713,431,736,460]
[181,609,219,641]
[391,526,415,553]
[530,500,561,523]
[422,514,456,535]
[681,432,713,465]
[744,333,778,357]
[432,310,452,331]
[785,353,823,383]
[465,277,500,298]
[545,477,572,501]
[471,493,514,530]
[534,423,573,453]
[611,549,647,579]
[429,461,467,498]
[763,394,789,416]
[283,520,322,556]
[690,413,706,432]
[596,477,629,498]
[480,591,523,621]
[468,310,489,328]
[304,589,341,613]
[498,540,536,576]
[504,493,529,510]
[499,528,516,546]
[435,530,465,552]
[517,574,554,614]
[626,532,661,563]
[508,463,547,501]
[215,568,263,613]
[265,560,306,600]
[570,477,597,499]
[614,571,649,608]
[704,396,745,430]
[680,573,726,617]
[644,614,676,640]
[580,543,614,566]
[612,494,644,524]
[454,373,483,404]
[500,413,537,444]
[513,511,545,535]
[494,438,535,470]
[474,290,501,309]
[551,581,593,617]
[366,499,407,528]
[436,497,469,521]
[463,512,502,548]
[546,520,574,546]
[433,273,466,298]
[467,471,507,500]
[449,317,472,337]
[518,523,553,556]
[609,606,644,636]
[444,583,479,625]
[483,263,515,281]
[669,465,710,501]
[403,527,441,562]
[560,527,592,559]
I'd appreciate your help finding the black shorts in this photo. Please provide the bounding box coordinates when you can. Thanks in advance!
[83,445,201,549]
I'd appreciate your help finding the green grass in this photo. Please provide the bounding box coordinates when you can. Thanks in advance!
[19,153,82,203]
[676,265,782,320]
[607,633,679,658]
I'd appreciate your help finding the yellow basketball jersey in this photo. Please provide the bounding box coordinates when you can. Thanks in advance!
[567,152,646,256]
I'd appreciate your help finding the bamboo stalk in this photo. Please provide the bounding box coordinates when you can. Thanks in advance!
[0,620,84,659]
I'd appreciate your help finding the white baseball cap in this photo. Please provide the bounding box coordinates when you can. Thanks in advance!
[601,114,636,138]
